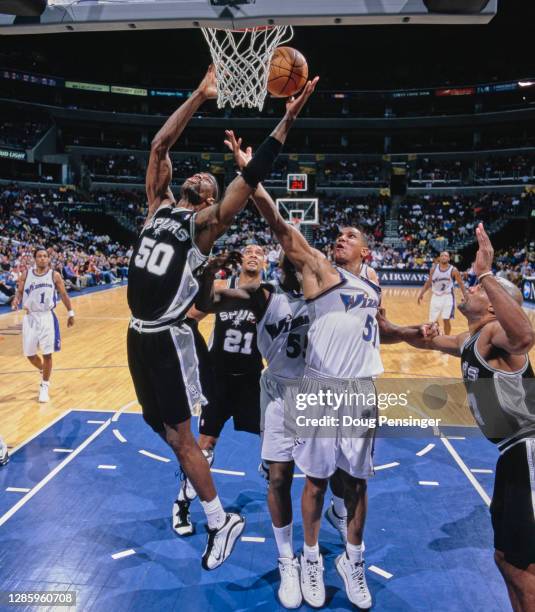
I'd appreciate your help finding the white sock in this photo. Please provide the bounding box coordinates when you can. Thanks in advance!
[201,496,226,530]
[273,523,293,559]
[303,542,320,562]
[41,380,49,388]
[332,495,347,518]
[346,542,364,563]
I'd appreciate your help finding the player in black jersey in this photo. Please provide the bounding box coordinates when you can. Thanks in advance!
[173,246,267,535]
[382,224,535,611]
[127,64,319,569]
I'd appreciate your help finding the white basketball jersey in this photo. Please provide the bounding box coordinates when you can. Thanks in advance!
[306,267,384,379]
[22,268,56,312]
[431,264,454,296]
[257,287,309,382]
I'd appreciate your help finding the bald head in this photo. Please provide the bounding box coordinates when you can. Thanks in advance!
[496,277,523,305]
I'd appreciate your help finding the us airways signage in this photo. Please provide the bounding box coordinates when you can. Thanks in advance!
[522,277,535,303]
[377,268,429,286]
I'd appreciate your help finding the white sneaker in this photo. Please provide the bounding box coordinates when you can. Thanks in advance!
[335,552,372,609]
[172,499,194,536]
[180,448,214,502]
[38,384,49,403]
[300,553,326,608]
[325,501,347,544]
[201,512,245,571]
[278,557,302,609]
[0,437,9,467]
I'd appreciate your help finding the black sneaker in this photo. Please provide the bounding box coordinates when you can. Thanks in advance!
[201,512,246,570]
[172,499,194,536]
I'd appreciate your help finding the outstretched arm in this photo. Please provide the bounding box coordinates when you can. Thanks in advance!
[193,78,319,255]
[377,309,466,355]
[145,66,217,220]
[473,223,535,355]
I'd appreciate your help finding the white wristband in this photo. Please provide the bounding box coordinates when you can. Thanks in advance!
[68,310,75,318]
[477,272,493,283]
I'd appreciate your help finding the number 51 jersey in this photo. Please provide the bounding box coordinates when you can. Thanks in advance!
[127,205,208,322]
[305,266,384,379]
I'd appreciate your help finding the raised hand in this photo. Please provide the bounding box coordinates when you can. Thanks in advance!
[473,222,494,277]
[224,130,252,170]
[197,65,218,101]
[285,76,320,119]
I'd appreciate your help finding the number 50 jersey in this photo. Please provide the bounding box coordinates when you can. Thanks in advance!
[127,206,208,322]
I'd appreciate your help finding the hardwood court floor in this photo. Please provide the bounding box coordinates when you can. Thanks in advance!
[1,285,534,449]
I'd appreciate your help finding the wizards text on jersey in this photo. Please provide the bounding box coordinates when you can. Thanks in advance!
[340,290,380,312]
[25,281,54,296]
[265,314,310,341]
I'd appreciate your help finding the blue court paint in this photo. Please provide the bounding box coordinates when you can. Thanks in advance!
[0,412,508,611]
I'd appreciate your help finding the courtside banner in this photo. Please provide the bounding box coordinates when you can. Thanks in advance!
[377,268,429,286]
[523,276,535,303]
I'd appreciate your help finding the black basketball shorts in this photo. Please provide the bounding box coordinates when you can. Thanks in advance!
[199,368,262,438]
[490,438,535,569]
[127,321,206,433]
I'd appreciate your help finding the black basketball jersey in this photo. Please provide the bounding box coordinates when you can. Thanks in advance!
[127,205,208,322]
[461,330,535,452]
[209,275,263,374]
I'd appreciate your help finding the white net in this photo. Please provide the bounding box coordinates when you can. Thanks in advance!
[201,25,293,111]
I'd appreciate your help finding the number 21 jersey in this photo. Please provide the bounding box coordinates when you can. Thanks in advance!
[127,205,208,322]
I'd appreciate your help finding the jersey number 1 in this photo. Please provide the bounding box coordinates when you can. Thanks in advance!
[134,237,174,276]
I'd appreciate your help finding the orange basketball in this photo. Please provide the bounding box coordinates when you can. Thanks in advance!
[267,46,309,98]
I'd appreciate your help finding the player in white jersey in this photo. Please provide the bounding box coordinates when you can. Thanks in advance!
[12,248,75,402]
[418,251,466,335]
[225,131,437,608]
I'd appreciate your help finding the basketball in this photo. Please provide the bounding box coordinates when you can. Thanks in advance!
[267,46,309,98]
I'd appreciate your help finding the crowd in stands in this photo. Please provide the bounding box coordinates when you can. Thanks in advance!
[1,182,534,307]
[0,119,48,150]
[0,185,131,305]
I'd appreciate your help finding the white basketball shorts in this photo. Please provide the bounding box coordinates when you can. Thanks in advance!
[22,311,61,357]
[260,369,299,463]
[291,372,376,480]
[429,292,455,322]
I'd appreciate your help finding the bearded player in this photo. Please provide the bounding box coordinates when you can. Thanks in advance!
[126,66,318,570]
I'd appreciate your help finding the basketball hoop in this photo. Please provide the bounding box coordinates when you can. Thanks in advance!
[201,25,293,110]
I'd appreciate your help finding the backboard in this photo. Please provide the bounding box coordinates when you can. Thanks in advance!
[0,0,497,35]
[276,198,319,226]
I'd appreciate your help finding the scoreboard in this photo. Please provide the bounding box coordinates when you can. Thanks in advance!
[287,173,308,192]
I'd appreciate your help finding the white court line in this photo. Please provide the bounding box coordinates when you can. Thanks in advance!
[446,436,466,440]
[5,487,31,493]
[0,419,111,528]
[112,400,137,423]
[139,450,171,463]
[210,468,245,476]
[87,420,106,424]
[294,473,306,478]
[416,443,435,457]
[375,462,399,471]
[419,481,439,486]
[98,465,117,470]
[470,468,493,474]
[440,436,491,506]
[10,410,72,455]
[241,536,265,543]
[111,549,136,560]
[0,399,136,528]
[369,565,393,579]
[113,429,127,443]
[53,448,73,454]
